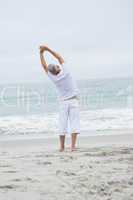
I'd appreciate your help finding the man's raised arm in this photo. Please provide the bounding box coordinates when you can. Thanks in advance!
[39,46,48,73]
[41,45,65,65]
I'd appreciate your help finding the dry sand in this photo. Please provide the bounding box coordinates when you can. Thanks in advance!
[0,134,133,200]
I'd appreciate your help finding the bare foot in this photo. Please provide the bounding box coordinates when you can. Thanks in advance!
[59,147,65,152]
[70,146,80,152]
[70,147,76,152]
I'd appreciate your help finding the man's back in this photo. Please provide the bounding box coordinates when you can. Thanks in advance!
[47,63,79,100]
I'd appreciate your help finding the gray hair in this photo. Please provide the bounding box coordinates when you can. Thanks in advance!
[48,64,56,72]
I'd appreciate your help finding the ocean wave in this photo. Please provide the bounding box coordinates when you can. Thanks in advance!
[0,108,133,137]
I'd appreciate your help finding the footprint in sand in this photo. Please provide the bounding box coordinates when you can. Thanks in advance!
[24,177,39,182]
[11,178,21,182]
[37,161,52,165]
[0,164,11,168]
[0,184,19,190]
[56,170,76,176]
[59,155,75,162]
[3,170,17,173]
[11,177,39,183]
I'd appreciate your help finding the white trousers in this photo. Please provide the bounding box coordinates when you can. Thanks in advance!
[59,98,80,135]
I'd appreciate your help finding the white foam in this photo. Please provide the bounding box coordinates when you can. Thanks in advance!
[0,108,133,137]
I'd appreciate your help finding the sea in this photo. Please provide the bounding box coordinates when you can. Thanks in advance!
[0,77,133,138]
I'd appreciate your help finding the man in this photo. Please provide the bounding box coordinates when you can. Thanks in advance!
[39,45,80,152]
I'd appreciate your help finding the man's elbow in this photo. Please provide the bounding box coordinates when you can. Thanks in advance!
[59,57,65,64]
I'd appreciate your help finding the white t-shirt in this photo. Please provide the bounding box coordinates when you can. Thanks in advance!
[47,63,79,100]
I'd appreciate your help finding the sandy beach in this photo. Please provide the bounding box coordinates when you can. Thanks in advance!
[0,134,133,200]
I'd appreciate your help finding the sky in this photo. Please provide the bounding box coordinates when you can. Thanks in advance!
[0,0,133,83]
